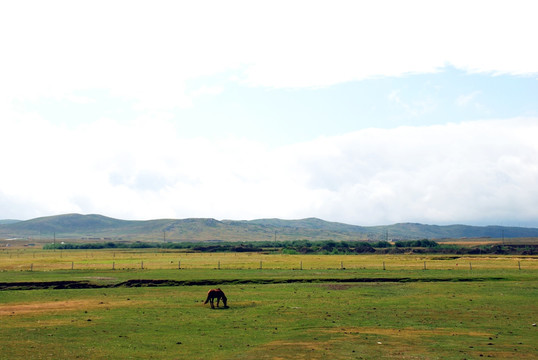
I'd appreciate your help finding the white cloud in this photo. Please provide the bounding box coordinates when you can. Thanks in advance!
[1,114,537,226]
[1,1,536,109]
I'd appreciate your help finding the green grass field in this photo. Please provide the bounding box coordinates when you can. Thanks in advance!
[1,249,537,359]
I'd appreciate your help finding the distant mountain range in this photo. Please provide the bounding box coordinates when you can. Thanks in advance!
[0,219,20,225]
[1,213,537,242]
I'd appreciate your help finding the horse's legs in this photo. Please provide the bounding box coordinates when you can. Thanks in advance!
[216,297,220,307]
[210,297,215,308]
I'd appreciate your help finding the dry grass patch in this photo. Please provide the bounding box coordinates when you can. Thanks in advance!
[328,326,492,338]
[10,318,87,328]
[0,299,142,316]
[317,327,502,359]
[241,340,330,360]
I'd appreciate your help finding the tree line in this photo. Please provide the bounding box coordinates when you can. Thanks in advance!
[42,239,536,255]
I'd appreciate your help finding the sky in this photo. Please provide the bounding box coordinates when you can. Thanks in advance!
[1,1,537,226]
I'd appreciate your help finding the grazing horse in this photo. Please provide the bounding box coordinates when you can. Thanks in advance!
[204,288,227,308]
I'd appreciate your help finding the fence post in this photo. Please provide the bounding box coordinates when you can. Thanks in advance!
[518,261,521,270]
[141,261,144,270]
[178,260,181,270]
[423,261,427,270]
[71,262,74,270]
[383,261,386,270]
[341,261,344,270]
[112,262,115,270]
[469,262,472,271]
[218,261,220,270]
[300,261,303,270]
[259,260,262,270]
[30,263,33,272]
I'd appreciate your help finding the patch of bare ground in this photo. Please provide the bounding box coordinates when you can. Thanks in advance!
[326,326,492,337]
[247,333,428,359]
[320,327,506,358]
[241,340,329,360]
[0,299,141,316]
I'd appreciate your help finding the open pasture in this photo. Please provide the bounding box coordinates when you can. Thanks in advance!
[436,237,538,246]
[1,247,536,273]
[0,250,537,359]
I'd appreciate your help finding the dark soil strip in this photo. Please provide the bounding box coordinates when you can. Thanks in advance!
[0,277,504,291]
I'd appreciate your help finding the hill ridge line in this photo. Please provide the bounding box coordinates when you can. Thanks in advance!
[1,213,538,241]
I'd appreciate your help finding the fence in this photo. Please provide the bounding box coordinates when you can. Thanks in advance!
[0,249,534,271]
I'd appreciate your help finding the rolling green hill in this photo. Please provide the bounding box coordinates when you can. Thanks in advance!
[1,214,537,242]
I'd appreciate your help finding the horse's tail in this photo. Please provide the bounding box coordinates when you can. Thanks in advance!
[204,289,215,304]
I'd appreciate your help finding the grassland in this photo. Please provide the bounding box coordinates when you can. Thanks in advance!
[0,249,537,359]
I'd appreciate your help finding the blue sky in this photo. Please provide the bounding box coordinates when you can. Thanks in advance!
[1,1,537,226]
[17,67,538,145]
[180,68,538,143]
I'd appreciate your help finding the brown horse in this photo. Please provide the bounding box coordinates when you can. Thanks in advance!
[204,288,227,308]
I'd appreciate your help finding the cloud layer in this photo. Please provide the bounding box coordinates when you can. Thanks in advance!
[1,1,537,109]
[1,116,537,226]
[1,1,537,226]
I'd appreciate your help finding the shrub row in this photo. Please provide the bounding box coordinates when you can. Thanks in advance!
[42,240,536,255]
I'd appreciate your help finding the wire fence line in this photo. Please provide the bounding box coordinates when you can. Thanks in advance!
[1,248,535,271]
[0,257,532,272]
